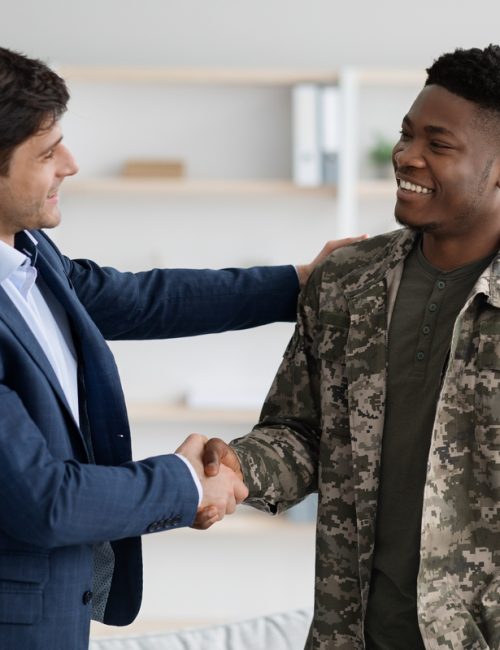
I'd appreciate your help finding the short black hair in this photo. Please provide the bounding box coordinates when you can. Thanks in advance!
[0,47,69,175]
[425,44,500,112]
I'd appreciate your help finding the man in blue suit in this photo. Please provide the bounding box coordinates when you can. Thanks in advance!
[0,47,361,649]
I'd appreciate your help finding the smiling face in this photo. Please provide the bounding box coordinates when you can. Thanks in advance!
[0,120,78,245]
[393,85,500,244]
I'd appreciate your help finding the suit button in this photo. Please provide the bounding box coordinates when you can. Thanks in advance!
[82,590,93,605]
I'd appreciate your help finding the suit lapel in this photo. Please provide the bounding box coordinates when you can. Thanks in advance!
[0,286,74,419]
[1,231,132,466]
[33,237,133,466]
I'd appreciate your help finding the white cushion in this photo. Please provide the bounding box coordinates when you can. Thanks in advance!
[90,608,312,650]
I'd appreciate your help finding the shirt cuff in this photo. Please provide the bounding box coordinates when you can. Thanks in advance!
[175,453,203,507]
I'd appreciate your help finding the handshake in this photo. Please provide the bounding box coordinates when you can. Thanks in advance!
[176,434,246,530]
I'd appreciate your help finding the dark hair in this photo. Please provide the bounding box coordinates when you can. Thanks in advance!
[425,44,500,112]
[0,47,69,175]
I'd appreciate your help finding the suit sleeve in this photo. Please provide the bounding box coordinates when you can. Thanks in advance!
[0,384,199,548]
[37,231,299,340]
[69,261,299,340]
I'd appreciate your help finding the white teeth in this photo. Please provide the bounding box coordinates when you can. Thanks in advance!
[399,179,432,194]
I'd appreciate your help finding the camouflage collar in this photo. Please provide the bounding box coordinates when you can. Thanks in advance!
[337,229,416,298]
[335,230,500,308]
[478,253,500,308]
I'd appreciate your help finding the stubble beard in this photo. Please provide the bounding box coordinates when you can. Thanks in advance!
[394,208,440,234]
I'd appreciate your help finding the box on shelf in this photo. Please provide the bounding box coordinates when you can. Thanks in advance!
[122,159,185,178]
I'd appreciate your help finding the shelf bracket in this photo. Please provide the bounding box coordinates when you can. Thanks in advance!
[337,67,360,237]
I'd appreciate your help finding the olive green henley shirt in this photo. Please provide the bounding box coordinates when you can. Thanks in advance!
[364,239,494,649]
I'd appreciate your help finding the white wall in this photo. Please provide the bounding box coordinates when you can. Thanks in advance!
[1,0,498,68]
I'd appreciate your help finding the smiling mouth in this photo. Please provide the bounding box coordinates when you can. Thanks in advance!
[398,179,434,195]
[46,188,60,200]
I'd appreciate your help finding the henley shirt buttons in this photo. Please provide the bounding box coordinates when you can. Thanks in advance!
[437,280,446,290]
[422,325,431,335]
[416,351,425,361]
[428,303,438,312]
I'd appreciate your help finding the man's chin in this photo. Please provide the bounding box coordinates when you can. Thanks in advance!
[41,209,61,230]
[394,212,438,234]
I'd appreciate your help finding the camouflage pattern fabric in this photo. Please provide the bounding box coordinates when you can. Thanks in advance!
[230,229,500,649]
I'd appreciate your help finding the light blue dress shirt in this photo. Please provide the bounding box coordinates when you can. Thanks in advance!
[0,232,80,423]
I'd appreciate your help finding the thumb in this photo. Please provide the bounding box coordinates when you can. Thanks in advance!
[202,437,226,476]
[202,437,241,477]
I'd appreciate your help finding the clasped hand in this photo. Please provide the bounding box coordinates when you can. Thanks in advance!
[176,434,246,529]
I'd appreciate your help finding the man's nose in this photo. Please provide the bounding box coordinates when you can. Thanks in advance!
[393,141,426,170]
[58,146,79,177]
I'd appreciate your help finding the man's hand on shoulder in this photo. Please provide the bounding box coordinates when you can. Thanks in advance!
[296,235,369,287]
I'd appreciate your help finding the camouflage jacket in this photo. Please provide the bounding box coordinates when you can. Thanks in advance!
[231,228,500,650]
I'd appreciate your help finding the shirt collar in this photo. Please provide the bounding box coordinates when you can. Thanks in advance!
[15,229,39,263]
[0,230,38,283]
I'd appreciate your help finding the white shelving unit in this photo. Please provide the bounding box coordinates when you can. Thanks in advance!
[59,66,339,85]
[335,67,426,234]
[60,65,423,229]
[61,65,340,202]
[58,65,423,422]
[126,402,259,425]
[64,177,337,196]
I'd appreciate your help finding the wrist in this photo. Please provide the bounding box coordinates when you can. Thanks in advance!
[175,453,203,507]
[296,263,311,287]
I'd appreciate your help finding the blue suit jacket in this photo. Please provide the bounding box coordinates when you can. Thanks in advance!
[0,230,298,650]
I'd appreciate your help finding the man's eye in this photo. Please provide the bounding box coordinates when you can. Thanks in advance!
[398,129,410,141]
[430,141,450,149]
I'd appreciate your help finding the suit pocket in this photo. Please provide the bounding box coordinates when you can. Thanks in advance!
[0,552,48,625]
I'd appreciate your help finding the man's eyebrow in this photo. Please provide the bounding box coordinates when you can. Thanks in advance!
[402,115,455,137]
[424,125,455,136]
[38,135,63,157]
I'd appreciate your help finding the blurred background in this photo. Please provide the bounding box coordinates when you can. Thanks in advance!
[1,0,498,639]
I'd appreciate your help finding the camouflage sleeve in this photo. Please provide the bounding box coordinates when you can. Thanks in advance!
[230,266,325,515]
